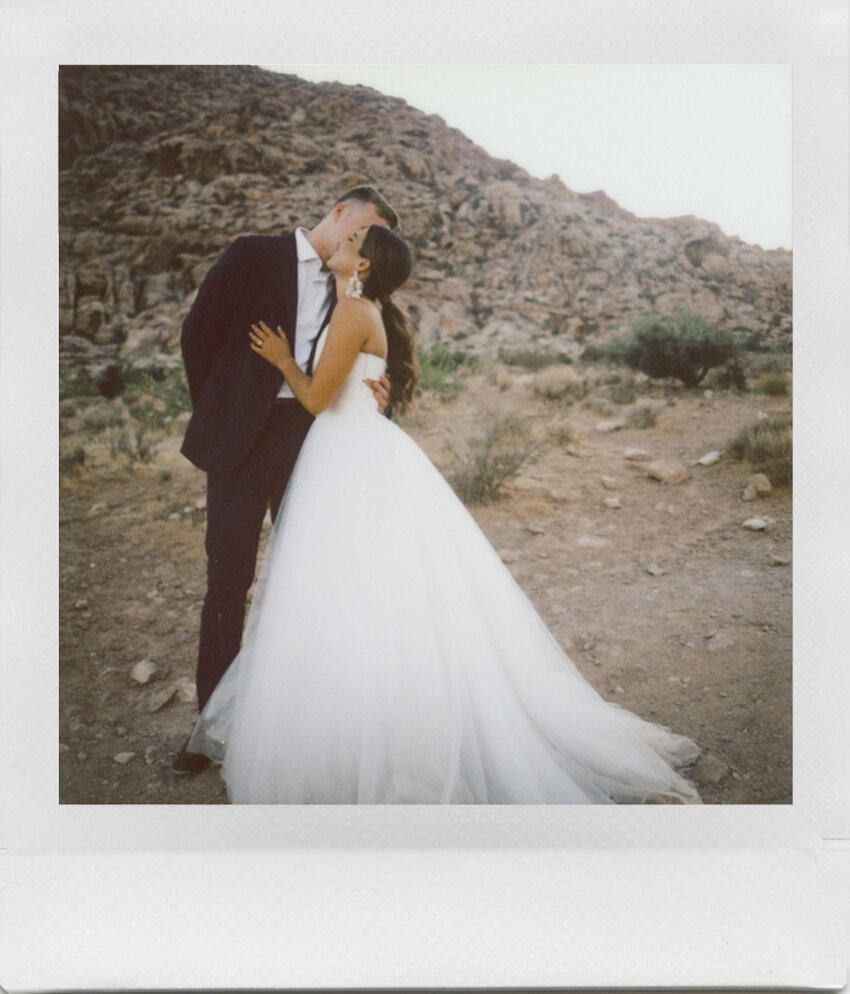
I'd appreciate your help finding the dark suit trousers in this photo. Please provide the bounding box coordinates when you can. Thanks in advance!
[196,400,314,711]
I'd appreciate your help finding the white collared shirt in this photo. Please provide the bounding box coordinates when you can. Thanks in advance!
[276,226,333,399]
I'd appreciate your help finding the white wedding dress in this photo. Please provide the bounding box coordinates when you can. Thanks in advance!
[188,328,701,804]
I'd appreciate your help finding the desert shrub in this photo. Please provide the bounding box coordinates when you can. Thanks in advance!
[418,342,480,398]
[609,380,638,405]
[107,424,159,468]
[580,337,630,366]
[59,371,99,401]
[584,397,615,416]
[494,367,514,391]
[753,372,791,397]
[532,365,586,402]
[627,404,658,429]
[79,401,127,435]
[707,358,748,391]
[498,347,572,371]
[124,364,191,428]
[59,444,86,475]
[593,308,743,387]
[546,419,575,445]
[729,414,792,486]
[754,354,791,375]
[445,417,541,504]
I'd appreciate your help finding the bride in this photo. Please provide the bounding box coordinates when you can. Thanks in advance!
[186,225,701,804]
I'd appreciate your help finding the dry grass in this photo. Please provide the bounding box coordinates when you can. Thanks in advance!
[729,413,792,486]
[533,365,586,403]
[752,372,791,397]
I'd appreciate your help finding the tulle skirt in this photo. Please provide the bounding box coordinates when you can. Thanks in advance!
[188,407,701,804]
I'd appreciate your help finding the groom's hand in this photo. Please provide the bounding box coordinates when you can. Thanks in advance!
[364,374,391,414]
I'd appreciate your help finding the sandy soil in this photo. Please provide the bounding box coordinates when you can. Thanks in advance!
[59,367,792,805]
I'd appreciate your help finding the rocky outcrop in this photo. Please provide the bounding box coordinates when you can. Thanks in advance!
[59,65,792,374]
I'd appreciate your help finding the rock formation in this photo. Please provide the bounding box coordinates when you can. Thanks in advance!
[59,65,792,376]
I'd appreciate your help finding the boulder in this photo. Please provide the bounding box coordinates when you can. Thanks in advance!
[646,460,689,485]
[147,684,177,712]
[130,659,158,684]
[74,296,106,338]
[175,677,197,704]
[693,753,729,785]
[595,418,626,434]
[742,473,772,501]
[701,252,730,280]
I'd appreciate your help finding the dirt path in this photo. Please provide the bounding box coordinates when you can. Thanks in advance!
[59,369,791,804]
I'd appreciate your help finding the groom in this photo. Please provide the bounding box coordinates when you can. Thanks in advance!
[175,186,399,773]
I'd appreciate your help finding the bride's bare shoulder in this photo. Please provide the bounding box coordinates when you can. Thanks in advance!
[333,295,381,326]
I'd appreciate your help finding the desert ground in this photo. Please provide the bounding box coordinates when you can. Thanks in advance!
[59,357,791,804]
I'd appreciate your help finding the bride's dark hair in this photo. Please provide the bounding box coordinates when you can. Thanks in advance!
[358,225,419,413]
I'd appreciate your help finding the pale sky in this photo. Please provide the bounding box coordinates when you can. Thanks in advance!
[262,64,791,251]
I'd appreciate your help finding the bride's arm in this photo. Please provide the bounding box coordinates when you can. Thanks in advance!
[250,300,372,415]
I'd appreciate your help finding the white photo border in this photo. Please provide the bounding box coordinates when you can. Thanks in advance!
[1,0,848,989]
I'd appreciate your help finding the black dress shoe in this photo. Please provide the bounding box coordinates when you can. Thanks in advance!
[172,737,212,775]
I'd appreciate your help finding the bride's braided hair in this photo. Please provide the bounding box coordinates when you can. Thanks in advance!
[358,225,420,413]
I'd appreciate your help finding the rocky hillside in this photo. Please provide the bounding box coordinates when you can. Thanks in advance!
[59,65,792,374]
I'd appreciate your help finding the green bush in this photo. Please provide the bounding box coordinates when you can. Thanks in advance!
[591,309,743,387]
[418,342,480,398]
[581,338,630,366]
[124,364,191,428]
[445,417,541,504]
[498,347,572,371]
[729,414,792,486]
[59,372,100,402]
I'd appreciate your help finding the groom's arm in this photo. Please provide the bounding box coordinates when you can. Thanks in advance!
[180,236,250,407]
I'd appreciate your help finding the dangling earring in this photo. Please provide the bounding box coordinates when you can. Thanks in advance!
[345,271,364,299]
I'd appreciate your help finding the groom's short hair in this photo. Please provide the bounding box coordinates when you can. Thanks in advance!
[335,186,399,230]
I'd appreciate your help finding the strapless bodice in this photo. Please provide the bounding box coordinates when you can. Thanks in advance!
[313,327,387,417]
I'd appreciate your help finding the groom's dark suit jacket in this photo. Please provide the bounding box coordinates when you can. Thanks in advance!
[180,233,323,474]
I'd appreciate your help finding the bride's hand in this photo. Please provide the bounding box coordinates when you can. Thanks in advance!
[250,321,291,370]
[364,373,392,414]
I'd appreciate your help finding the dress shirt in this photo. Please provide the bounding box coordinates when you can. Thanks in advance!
[276,227,333,399]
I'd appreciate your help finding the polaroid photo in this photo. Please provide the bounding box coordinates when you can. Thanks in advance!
[1,0,848,990]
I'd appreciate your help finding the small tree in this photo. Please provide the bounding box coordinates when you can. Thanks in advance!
[616,308,741,387]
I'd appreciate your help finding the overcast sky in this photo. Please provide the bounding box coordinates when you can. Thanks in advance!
[262,64,791,251]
